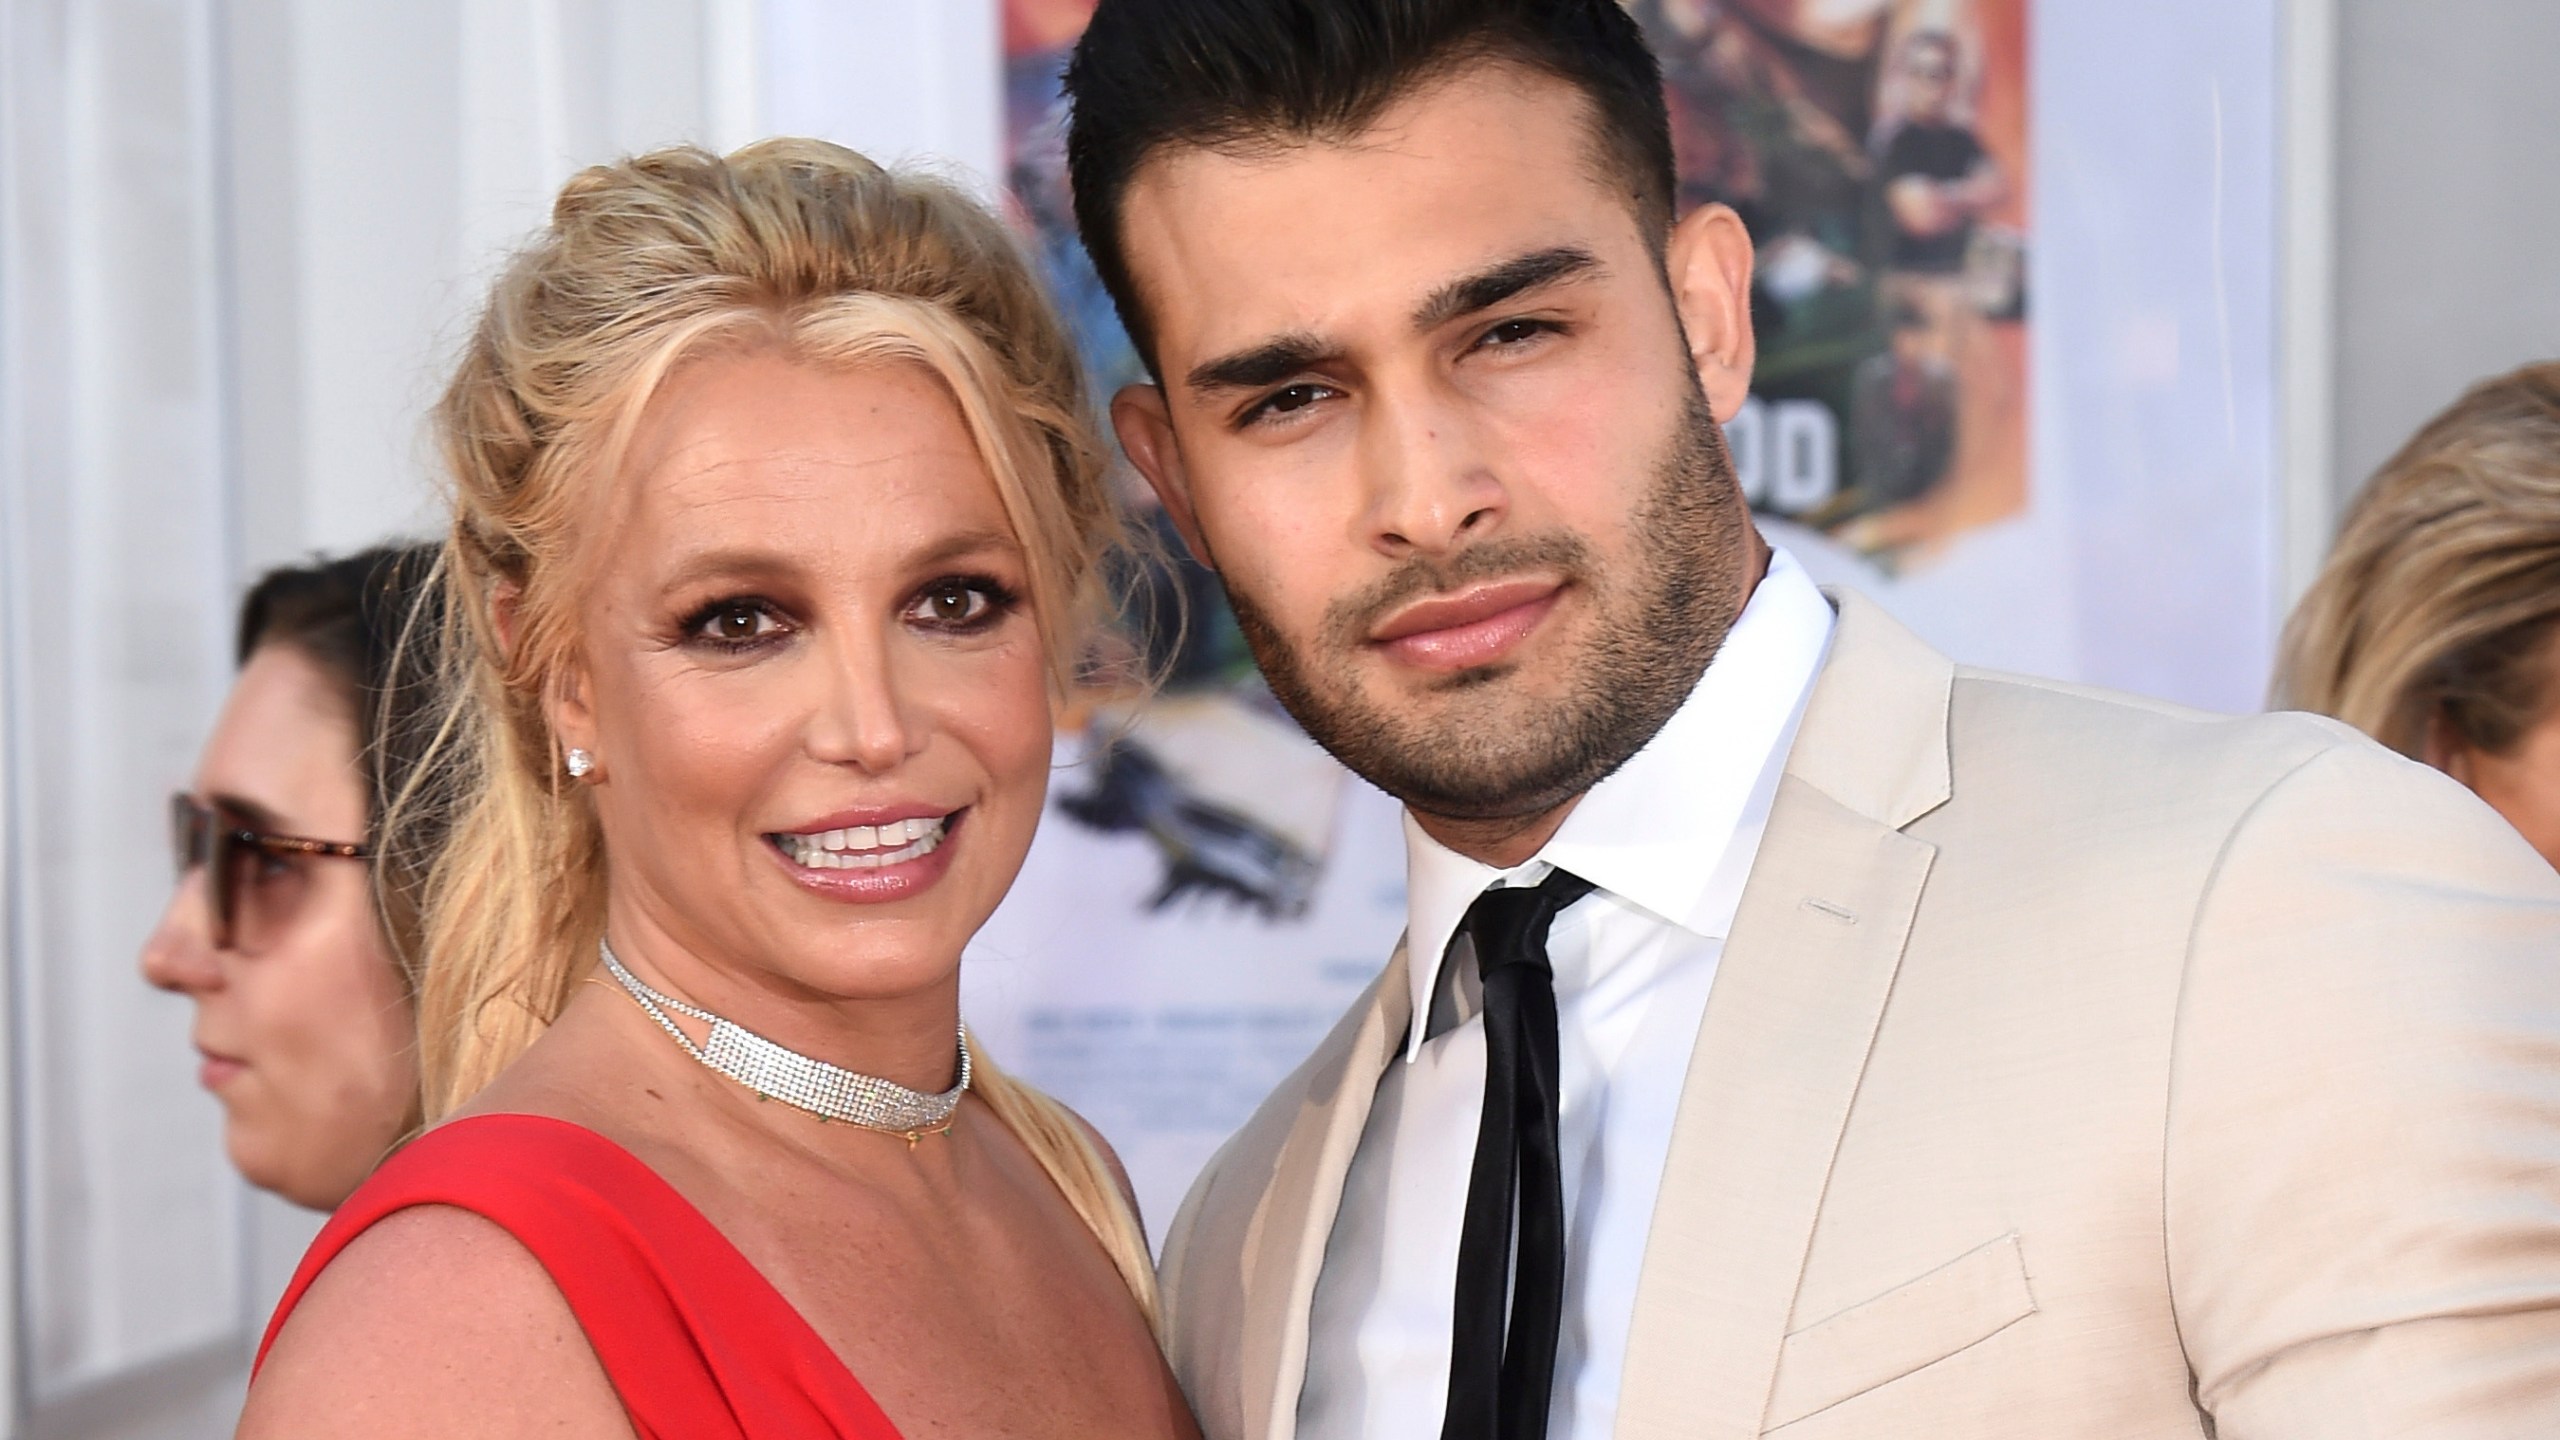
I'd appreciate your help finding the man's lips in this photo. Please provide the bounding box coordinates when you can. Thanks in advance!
[1366,578,1565,672]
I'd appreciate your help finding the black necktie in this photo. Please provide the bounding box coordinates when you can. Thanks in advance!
[1441,867,1597,1440]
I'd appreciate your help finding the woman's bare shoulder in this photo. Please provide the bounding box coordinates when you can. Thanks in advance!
[237,1205,631,1440]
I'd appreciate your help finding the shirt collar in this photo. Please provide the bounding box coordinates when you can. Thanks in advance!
[1397,547,1836,1059]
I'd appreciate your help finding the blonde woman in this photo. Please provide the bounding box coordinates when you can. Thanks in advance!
[240,143,1198,1440]
[2277,361,2560,868]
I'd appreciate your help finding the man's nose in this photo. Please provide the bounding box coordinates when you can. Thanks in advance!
[140,871,223,994]
[1360,385,1507,559]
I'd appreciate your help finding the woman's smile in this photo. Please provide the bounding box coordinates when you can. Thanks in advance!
[764,807,967,902]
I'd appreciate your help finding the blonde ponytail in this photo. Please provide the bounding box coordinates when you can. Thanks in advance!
[972,1046,1161,1331]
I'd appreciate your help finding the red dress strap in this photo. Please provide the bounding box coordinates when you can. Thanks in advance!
[255,1113,904,1440]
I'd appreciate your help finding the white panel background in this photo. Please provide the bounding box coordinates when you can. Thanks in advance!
[2,1,248,1432]
[760,0,1002,192]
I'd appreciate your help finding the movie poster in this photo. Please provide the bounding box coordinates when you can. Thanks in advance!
[975,0,2031,1235]
[1639,0,2031,564]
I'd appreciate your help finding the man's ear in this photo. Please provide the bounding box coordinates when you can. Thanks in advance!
[1665,202,1758,423]
[1111,382,1214,569]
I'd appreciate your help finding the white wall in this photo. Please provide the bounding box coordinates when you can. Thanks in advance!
[225,0,766,573]
[762,0,1000,190]
[2,3,251,1436]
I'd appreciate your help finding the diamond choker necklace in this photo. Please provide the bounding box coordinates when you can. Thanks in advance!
[599,940,970,1145]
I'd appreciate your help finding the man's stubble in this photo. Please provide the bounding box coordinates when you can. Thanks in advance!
[1219,385,1755,827]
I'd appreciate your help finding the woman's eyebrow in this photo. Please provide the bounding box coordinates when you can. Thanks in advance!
[905,527,1025,569]
[205,791,287,832]
[656,529,1023,593]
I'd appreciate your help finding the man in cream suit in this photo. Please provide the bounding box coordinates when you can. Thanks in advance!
[1063,1,2560,1434]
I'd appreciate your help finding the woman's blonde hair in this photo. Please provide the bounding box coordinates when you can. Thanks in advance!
[398,139,1152,1320]
[2275,361,2560,760]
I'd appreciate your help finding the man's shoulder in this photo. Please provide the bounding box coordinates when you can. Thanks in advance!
[1944,666,2366,798]
[1922,666,2546,898]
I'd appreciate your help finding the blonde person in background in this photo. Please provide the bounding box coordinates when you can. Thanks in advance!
[143,544,443,1211]
[240,142,1198,1440]
[2278,361,2560,869]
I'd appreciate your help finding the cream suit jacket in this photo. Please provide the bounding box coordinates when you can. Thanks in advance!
[1157,588,2560,1438]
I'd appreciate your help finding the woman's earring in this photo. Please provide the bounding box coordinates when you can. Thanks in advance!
[565,747,595,780]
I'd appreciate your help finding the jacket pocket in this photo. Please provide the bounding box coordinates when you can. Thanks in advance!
[1765,1231,2037,1429]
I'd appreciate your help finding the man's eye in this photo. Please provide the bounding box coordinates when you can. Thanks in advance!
[1477,318,1554,350]
[1245,382,1338,426]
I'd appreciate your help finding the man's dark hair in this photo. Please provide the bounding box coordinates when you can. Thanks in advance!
[1064,0,1676,373]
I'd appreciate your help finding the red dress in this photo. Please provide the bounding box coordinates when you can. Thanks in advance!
[255,1113,905,1439]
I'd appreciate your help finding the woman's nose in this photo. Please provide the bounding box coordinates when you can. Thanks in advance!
[809,633,924,773]
[139,871,223,994]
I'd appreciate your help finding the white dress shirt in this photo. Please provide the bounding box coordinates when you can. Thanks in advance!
[1296,548,1835,1440]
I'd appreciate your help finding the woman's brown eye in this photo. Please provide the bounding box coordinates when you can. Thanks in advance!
[694,603,773,644]
[928,585,978,623]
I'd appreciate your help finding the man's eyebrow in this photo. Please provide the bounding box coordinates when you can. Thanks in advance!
[1185,332,1341,398]
[1411,246,1605,332]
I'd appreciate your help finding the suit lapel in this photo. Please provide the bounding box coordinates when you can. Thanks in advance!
[1615,589,1953,1438]
[1234,942,1413,1440]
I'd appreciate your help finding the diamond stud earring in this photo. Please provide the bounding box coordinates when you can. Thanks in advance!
[565,747,595,779]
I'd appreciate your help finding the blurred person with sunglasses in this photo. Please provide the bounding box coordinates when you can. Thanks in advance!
[140,543,444,1210]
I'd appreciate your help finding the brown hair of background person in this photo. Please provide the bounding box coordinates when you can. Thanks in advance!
[2275,361,2560,867]
[141,543,444,1209]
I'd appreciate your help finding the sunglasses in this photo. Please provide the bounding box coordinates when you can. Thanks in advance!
[169,793,371,951]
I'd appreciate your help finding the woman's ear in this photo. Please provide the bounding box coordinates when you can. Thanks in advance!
[546,666,597,772]
[1665,201,1759,423]
[1111,382,1214,570]
[2423,708,2480,790]
[501,583,599,780]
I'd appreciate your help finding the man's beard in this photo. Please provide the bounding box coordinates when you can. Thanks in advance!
[1222,387,1754,824]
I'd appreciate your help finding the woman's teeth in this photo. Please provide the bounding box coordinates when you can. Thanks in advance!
[780,816,948,870]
